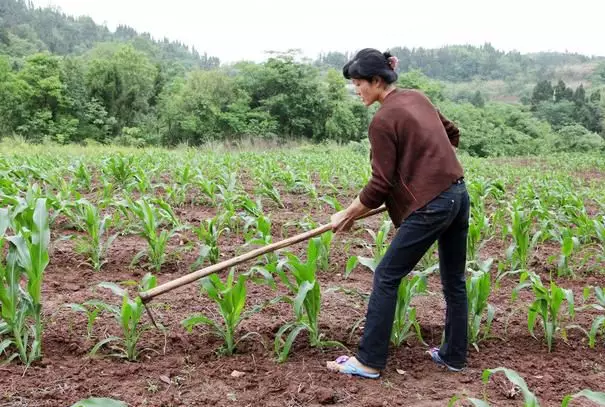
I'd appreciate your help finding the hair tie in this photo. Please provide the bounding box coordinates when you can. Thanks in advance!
[387,56,399,71]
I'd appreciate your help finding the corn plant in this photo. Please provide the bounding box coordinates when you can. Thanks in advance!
[549,227,580,277]
[192,214,229,267]
[459,367,605,407]
[71,398,127,407]
[274,238,341,362]
[505,205,541,273]
[118,197,182,272]
[69,160,92,191]
[467,259,496,351]
[72,199,118,272]
[348,220,392,274]
[0,198,49,365]
[390,271,428,347]
[256,177,285,208]
[182,269,256,355]
[197,176,218,206]
[482,367,539,407]
[513,272,575,352]
[574,286,605,348]
[102,154,136,188]
[64,300,105,339]
[90,273,161,361]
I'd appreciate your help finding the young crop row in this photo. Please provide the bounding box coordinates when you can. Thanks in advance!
[1,147,604,373]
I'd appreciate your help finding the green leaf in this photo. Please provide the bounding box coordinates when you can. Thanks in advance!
[482,368,539,407]
[90,336,122,357]
[345,256,358,279]
[98,282,127,298]
[276,323,307,363]
[294,281,315,317]
[70,397,127,407]
[561,389,605,407]
[468,398,491,407]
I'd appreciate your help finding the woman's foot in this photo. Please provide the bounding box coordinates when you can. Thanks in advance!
[326,355,381,379]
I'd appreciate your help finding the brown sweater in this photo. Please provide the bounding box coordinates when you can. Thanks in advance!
[358,89,464,227]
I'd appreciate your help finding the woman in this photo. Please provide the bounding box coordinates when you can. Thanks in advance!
[327,48,470,378]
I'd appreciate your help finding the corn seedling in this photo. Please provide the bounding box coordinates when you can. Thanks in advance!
[256,177,285,209]
[390,271,428,347]
[102,154,136,187]
[513,272,575,352]
[483,367,539,407]
[574,286,605,348]
[118,197,182,272]
[72,199,118,272]
[192,214,230,267]
[467,259,496,351]
[350,220,392,274]
[274,238,342,362]
[70,160,92,191]
[505,205,541,273]
[0,198,50,365]
[182,269,258,355]
[549,227,580,277]
[71,398,127,407]
[90,273,162,361]
[64,300,105,339]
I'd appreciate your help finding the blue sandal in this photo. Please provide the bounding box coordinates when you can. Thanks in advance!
[329,356,381,379]
[426,347,463,372]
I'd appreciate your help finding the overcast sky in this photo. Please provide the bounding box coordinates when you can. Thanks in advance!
[31,0,604,63]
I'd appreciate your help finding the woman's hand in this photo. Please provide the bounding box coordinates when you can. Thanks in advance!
[330,197,371,233]
[331,210,355,232]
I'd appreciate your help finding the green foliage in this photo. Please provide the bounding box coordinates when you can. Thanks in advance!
[482,367,540,406]
[390,272,428,346]
[182,269,251,355]
[398,69,445,102]
[467,259,496,350]
[89,273,161,361]
[513,272,575,352]
[274,238,341,362]
[71,198,117,272]
[71,398,127,407]
[0,198,49,365]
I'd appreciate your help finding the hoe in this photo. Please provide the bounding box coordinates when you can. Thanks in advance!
[138,206,387,326]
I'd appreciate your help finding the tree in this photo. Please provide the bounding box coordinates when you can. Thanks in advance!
[573,84,586,104]
[554,124,605,152]
[554,79,573,102]
[85,44,157,134]
[470,90,485,108]
[397,69,444,102]
[531,80,553,106]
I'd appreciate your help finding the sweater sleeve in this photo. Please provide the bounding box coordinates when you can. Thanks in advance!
[438,110,460,147]
[358,118,398,209]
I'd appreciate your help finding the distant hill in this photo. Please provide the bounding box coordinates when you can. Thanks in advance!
[0,0,219,69]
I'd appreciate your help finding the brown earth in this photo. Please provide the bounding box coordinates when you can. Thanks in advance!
[2,187,605,407]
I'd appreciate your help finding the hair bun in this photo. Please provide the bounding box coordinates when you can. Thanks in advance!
[383,51,393,59]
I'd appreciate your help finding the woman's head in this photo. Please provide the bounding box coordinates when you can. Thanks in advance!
[343,48,399,106]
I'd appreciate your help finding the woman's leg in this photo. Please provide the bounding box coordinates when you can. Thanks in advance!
[356,190,464,370]
[435,186,470,369]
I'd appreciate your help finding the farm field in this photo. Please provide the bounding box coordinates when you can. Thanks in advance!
[1,143,604,407]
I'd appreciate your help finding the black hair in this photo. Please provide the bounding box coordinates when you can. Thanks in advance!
[342,48,398,84]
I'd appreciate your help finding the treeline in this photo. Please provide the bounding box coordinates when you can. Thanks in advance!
[0,0,604,155]
[0,47,371,146]
[317,44,603,83]
[0,0,218,70]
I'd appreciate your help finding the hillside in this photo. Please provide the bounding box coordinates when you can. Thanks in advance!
[0,0,219,69]
[0,0,603,154]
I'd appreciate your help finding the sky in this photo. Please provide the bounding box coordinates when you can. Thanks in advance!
[31,0,605,63]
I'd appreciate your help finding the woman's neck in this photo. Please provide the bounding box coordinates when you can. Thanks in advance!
[378,86,397,104]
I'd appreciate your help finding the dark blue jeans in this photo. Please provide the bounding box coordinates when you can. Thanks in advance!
[356,180,470,370]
